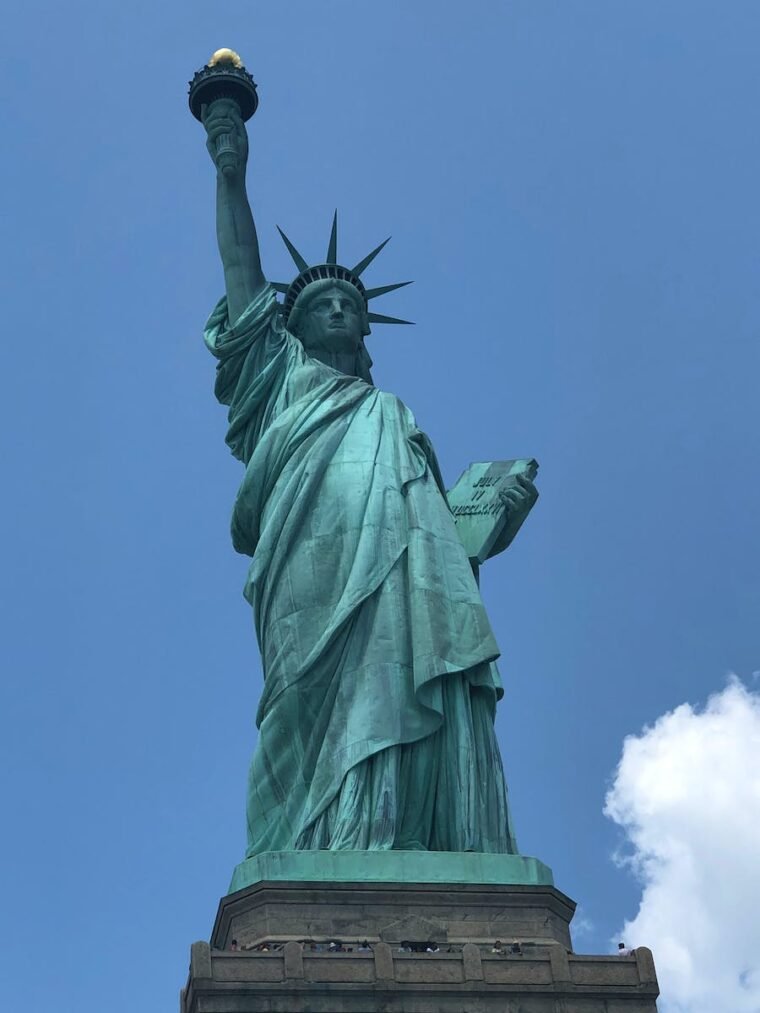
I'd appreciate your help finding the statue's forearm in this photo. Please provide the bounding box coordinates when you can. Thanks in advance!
[216,175,266,324]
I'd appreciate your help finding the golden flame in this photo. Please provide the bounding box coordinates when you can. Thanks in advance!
[208,48,243,68]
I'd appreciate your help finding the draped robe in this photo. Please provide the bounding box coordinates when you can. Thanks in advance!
[205,285,517,856]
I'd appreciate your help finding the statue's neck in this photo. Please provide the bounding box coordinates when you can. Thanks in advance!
[309,349,360,378]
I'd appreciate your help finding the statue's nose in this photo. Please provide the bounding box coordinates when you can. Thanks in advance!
[330,299,344,316]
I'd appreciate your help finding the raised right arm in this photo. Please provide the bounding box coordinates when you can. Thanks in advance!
[203,99,267,325]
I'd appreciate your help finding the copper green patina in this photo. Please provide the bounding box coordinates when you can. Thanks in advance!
[197,78,545,889]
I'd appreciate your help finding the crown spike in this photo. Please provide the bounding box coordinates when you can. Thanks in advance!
[351,237,391,277]
[365,281,413,301]
[326,210,338,265]
[277,227,309,273]
[367,311,414,326]
[271,281,290,294]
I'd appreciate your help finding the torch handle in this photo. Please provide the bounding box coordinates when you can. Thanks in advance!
[214,133,238,178]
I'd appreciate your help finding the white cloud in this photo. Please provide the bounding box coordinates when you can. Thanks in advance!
[571,905,594,942]
[604,677,760,1013]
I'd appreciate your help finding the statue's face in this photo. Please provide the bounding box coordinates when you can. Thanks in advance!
[298,285,364,355]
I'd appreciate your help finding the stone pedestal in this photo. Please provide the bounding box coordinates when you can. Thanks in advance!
[180,854,659,1012]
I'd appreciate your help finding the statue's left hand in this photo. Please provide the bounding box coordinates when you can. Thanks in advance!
[498,474,538,520]
[484,474,538,560]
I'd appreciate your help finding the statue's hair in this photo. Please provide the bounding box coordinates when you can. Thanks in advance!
[287,278,369,336]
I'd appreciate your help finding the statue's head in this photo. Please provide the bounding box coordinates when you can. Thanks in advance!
[289,279,369,350]
[288,279,373,382]
[275,214,413,384]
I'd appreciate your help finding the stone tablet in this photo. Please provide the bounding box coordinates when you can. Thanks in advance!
[448,460,539,565]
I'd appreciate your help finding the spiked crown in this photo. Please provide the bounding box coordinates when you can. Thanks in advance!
[273,212,413,328]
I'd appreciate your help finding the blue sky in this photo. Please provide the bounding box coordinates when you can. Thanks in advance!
[1,3,758,1011]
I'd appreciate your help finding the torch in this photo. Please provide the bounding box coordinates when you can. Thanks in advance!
[189,49,259,177]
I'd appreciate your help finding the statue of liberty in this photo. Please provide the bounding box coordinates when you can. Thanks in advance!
[199,77,536,860]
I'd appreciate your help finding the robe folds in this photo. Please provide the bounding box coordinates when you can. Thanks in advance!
[205,285,517,855]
